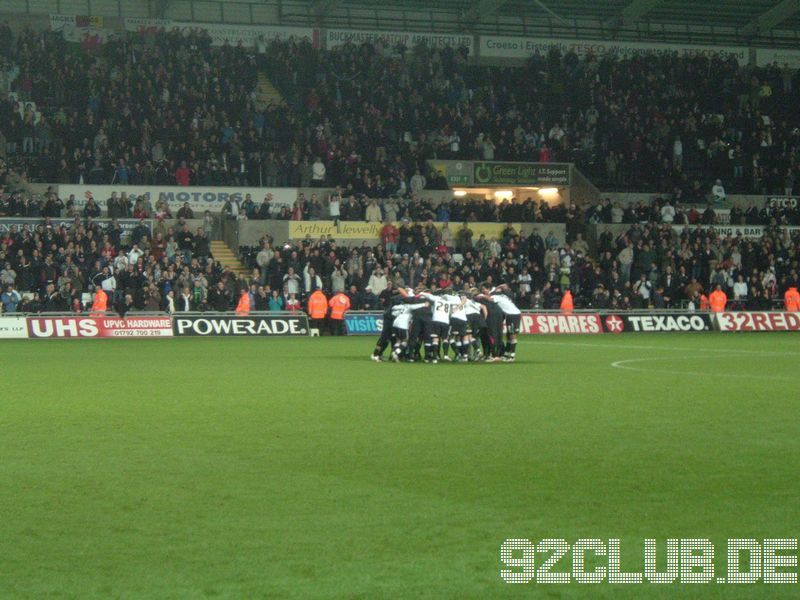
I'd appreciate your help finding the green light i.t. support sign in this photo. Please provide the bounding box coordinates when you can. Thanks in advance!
[473,162,571,186]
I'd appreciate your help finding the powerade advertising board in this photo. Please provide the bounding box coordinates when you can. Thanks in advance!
[172,315,310,336]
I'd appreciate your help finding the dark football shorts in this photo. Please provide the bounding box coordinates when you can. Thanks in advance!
[449,318,467,337]
[505,314,522,335]
[432,322,450,339]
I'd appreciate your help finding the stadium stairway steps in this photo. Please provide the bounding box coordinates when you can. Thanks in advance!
[257,72,286,107]
[211,241,249,275]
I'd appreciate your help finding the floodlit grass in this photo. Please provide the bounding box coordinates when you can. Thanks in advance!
[1,333,799,598]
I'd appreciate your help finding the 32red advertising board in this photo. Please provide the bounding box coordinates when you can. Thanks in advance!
[714,312,800,332]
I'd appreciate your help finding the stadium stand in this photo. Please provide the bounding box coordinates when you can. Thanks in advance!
[0,26,798,196]
[0,25,798,315]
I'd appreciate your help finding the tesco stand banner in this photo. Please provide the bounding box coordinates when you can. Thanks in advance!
[27,317,174,338]
[173,315,310,337]
[714,312,800,332]
[520,313,603,335]
[479,35,747,64]
[58,184,297,212]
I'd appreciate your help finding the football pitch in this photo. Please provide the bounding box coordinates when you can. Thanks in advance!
[1,333,798,598]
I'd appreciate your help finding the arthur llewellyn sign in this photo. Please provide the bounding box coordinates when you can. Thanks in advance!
[473,162,571,186]
[289,222,383,239]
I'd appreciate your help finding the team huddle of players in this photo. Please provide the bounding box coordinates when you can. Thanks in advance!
[371,284,521,363]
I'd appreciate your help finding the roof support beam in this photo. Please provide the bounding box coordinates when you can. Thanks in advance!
[741,0,800,35]
[463,0,509,24]
[312,0,343,19]
[153,0,171,18]
[605,0,661,29]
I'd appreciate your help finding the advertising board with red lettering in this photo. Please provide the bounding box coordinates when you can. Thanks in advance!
[27,317,174,338]
[714,312,800,332]
[519,313,603,334]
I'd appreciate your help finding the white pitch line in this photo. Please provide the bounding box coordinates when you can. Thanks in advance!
[610,355,797,381]
[519,339,800,357]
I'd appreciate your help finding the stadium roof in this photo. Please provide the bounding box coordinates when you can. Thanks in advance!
[281,0,800,46]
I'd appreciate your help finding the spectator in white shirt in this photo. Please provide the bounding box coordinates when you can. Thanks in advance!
[127,244,144,264]
[733,275,748,308]
[283,267,301,296]
[328,193,341,223]
[660,202,676,223]
[410,170,426,195]
[311,157,326,187]
[165,290,175,314]
[673,137,683,167]
[711,179,726,203]
[449,133,460,155]
[548,123,565,142]
[367,268,388,296]
[100,269,117,294]
[611,203,624,223]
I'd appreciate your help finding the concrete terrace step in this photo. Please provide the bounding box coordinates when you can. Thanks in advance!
[257,71,286,107]
[211,241,248,274]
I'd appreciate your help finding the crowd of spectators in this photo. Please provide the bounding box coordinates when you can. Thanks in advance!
[1,192,798,314]
[234,216,798,313]
[0,24,798,199]
[262,36,800,197]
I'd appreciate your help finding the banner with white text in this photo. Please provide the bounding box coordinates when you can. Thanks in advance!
[479,35,747,64]
[326,27,473,54]
[173,315,310,337]
[27,317,173,338]
[714,312,800,332]
[124,18,313,47]
[58,184,297,212]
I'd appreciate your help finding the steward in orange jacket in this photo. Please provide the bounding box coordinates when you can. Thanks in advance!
[328,292,351,335]
[560,289,574,313]
[785,286,800,311]
[307,289,328,334]
[91,289,108,314]
[699,293,710,311]
[709,286,727,313]
[235,290,251,315]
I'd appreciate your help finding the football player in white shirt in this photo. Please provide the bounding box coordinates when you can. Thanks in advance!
[418,290,456,363]
[442,292,468,361]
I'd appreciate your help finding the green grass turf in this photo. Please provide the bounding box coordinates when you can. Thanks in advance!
[1,333,799,598]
